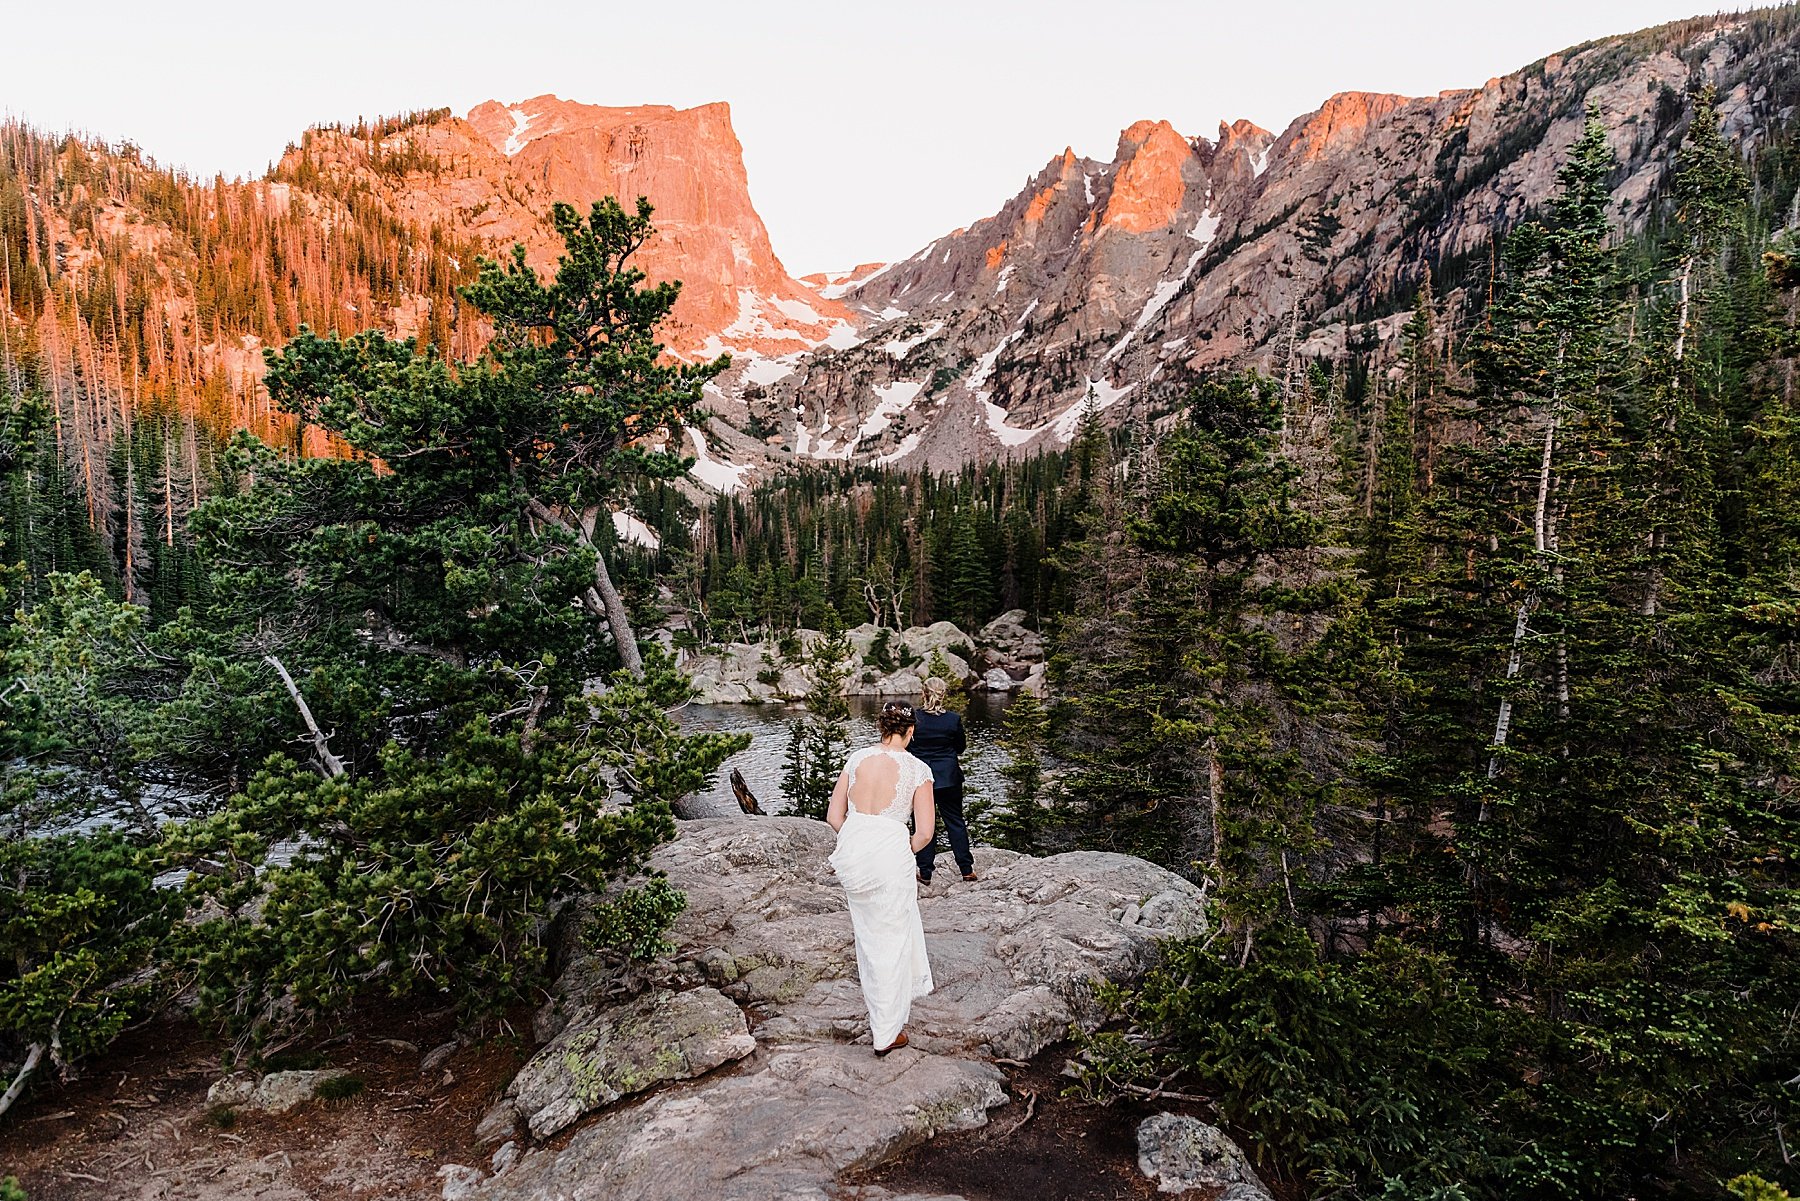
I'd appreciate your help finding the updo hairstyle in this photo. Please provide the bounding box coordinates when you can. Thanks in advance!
[877,702,916,739]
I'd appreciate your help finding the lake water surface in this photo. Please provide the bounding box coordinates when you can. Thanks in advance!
[678,695,1017,815]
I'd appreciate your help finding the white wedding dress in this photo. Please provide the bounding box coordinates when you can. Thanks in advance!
[829,746,935,1049]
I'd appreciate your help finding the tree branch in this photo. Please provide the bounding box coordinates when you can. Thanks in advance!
[526,497,644,676]
[0,1039,44,1118]
[264,655,347,779]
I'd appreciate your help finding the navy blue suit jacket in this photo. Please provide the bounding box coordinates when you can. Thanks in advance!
[909,709,966,790]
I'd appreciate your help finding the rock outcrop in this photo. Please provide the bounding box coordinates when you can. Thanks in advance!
[1137,1113,1273,1199]
[472,817,1206,1199]
[500,986,755,1140]
[286,97,857,361]
[205,1068,352,1114]
[682,615,1046,705]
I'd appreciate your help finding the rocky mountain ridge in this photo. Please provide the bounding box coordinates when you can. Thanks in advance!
[702,8,1800,474]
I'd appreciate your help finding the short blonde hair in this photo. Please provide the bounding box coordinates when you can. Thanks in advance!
[920,676,950,713]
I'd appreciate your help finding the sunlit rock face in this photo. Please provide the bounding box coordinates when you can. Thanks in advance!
[290,96,858,361]
[732,13,1799,475]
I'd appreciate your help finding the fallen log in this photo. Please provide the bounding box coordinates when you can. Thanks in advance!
[730,768,764,816]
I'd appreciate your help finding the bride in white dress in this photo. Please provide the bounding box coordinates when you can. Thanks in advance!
[826,702,936,1055]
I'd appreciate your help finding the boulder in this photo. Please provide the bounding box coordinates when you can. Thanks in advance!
[505,986,756,1139]
[980,667,1019,693]
[872,668,926,696]
[900,621,973,661]
[207,1068,351,1114]
[477,1046,1005,1201]
[977,609,1045,667]
[920,649,976,685]
[256,1069,352,1113]
[1136,1113,1272,1199]
[691,678,755,704]
[1018,662,1049,697]
[775,665,812,698]
[438,1163,486,1200]
[846,622,886,658]
[205,1072,257,1109]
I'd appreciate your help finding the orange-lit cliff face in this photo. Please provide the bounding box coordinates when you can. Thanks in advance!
[0,95,852,476]
[1100,120,1202,235]
[281,97,855,359]
[1288,91,1412,162]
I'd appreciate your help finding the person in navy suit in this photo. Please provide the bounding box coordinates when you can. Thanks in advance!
[910,677,976,884]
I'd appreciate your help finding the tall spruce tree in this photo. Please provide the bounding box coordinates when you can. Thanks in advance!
[1049,375,1377,937]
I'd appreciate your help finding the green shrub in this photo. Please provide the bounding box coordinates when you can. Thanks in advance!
[584,874,688,963]
[315,1074,365,1102]
[261,1048,327,1072]
[1078,924,1511,1196]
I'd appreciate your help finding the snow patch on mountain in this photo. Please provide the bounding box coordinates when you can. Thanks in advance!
[814,263,893,300]
[743,353,804,387]
[1188,209,1221,246]
[702,291,861,357]
[503,108,538,157]
[721,290,811,344]
[858,381,924,440]
[773,296,823,325]
[687,425,751,493]
[821,320,862,350]
[981,398,1038,447]
[882,321,944,359]
[1052,378,1134,441]
[874,431,921,466]
[612,510,661,550]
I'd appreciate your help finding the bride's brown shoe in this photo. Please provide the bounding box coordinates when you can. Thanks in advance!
[874,1030,909,1057]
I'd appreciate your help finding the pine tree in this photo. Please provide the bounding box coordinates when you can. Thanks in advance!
[782,612,853,819]
[1049,375,1376,934]
[158,200,749,1042]
[986,690,1049,853]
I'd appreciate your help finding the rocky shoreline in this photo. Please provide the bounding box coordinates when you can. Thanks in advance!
[679,610,1046,706]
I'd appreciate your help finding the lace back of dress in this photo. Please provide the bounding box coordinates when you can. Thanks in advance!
[848,747,915,821]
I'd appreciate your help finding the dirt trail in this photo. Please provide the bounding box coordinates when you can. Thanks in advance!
[854,1054,1204,1201]
[1,1007,526,1201]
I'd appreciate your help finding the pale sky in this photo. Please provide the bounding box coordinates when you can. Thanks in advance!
[0,0,1769,275]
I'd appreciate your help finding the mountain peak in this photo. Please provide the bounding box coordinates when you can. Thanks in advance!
[1288,91,1412,160]
[1103,119,1200,233]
